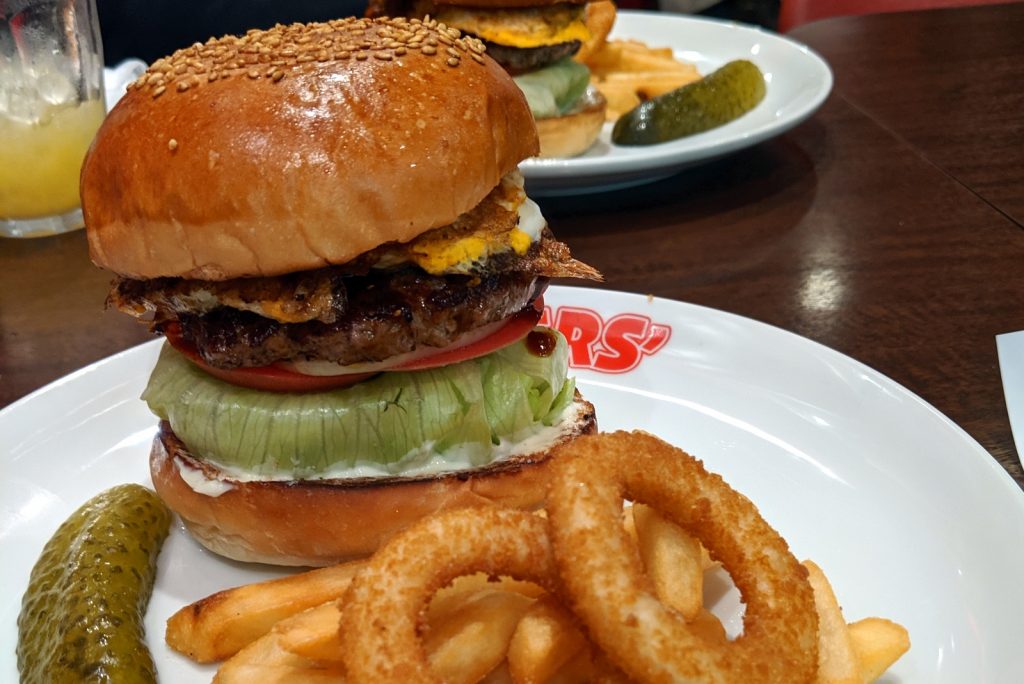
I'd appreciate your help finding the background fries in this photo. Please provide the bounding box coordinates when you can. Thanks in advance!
[172,508,909,683]
[575,0,617,64]
[581,39,702,120]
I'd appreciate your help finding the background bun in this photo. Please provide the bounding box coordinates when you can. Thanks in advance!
[82,17,538,281]
[151,395,596,566]
[536,87,606,158]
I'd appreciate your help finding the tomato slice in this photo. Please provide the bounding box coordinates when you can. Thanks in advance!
[163,326,377,392]
[395,298,542,371]
[162,297,544,393]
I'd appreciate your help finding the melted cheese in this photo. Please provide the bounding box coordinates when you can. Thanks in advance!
[435,6,590,49]
[412,236,491,274]
[406,174,546,275]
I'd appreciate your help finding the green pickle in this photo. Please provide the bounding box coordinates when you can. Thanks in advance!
[17,484,172,683]
[612,59,766,146]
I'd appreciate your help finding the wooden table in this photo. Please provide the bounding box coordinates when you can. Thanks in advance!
[2,4,1022,487]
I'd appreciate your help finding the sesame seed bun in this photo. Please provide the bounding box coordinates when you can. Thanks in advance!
[81,17,538,281]
[536,87,606,158]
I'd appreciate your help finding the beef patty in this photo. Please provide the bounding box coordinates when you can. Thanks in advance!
[484,40,581,74]
[170,270,545,369]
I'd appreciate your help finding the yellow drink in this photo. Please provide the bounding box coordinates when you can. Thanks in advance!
[0,98,105,220]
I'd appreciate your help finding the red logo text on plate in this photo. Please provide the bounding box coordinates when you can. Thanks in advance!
[540,305,672,374]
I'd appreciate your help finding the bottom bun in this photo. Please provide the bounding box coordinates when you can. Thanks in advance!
[150,394,597,566]
[536,87,607,159]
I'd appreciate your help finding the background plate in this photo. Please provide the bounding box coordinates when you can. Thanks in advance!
[3,286,1024,680]
[521,12,833,195]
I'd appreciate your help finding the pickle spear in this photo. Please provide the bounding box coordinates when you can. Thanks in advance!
[17,484,172,684]
[612,59,766,146]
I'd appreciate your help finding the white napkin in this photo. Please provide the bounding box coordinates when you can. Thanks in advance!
[103,59,148,112]
[997,331,1024,463]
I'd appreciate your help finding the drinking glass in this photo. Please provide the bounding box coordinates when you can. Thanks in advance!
[1,0,105,238]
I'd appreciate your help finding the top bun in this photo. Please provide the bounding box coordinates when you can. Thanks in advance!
[82,17,538,280]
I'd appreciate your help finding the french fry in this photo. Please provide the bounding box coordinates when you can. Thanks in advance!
[548,647,598,684]
[803,560,862,684]
[583,38,702,120]
[603,72,700,99]
[633,503,705,621]
[425,589,536,684]
[214,606,346,684]
[480,661,515,684]
[575,0,617,63]
[166,559,365,662]
[689,608,728,645]
[275,588,540,683]
[849,617,911,683]
[507,595,589,683]
[428,572,546,624]
[275,601,346,664]
[622,505,639,544]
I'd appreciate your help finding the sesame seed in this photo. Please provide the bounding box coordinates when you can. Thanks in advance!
[168,138,178,151]
[130,17,485,100]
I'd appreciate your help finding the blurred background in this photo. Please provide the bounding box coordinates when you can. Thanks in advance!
[96,0,780,66]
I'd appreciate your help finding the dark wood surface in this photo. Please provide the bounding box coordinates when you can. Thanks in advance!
[790,2,1024,227]
[2,5,1021,488]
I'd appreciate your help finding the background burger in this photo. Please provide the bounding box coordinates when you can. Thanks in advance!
[81,16,600,566]
[368,0,615,158]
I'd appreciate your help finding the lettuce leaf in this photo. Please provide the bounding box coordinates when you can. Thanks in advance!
[513,58,591,118]
[142,328,572,478]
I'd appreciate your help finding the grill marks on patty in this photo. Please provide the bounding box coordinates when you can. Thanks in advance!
[109,230,598,326]
[110,234,599,370]
[109,177,601,370]
[174,271,545,369]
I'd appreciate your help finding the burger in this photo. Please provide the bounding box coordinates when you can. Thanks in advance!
[367,0,612,157]
[80,17,600,566]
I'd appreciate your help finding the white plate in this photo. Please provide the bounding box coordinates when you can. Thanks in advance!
[3,286,1024,681]
[521,12,833,195]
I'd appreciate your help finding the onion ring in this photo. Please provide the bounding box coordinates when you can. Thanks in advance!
[545,431,819,683]
[338,507,561,683]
